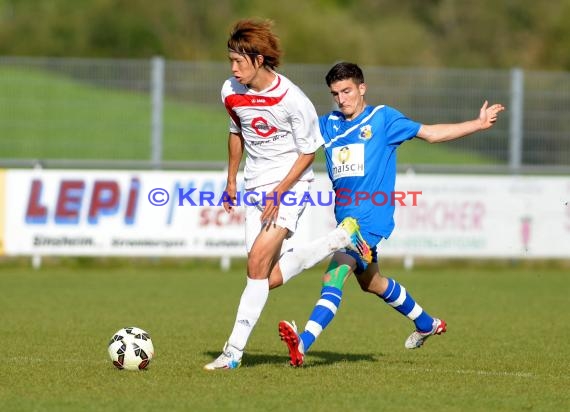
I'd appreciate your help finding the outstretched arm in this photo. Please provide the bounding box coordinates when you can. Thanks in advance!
[416,101,505,143]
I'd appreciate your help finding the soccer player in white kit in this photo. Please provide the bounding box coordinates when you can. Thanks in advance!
[204,19,371,370]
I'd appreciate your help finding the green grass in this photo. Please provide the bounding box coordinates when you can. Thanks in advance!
[0,259,568,411]
[0,67,228,162]
[0,67,495,164]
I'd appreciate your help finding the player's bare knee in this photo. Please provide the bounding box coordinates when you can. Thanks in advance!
[247,263,269,278]
[247,253,271,278]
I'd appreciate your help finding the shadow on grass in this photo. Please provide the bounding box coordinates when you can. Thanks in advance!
[305,350,380,367]
[204,350,380,368]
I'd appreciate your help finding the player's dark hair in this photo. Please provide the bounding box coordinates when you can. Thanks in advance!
[325,62,365,86]
[227,19,282,70]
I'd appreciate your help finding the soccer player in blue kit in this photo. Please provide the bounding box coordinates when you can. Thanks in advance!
[279,62,505,366]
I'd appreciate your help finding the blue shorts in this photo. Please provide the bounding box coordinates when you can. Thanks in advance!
[344,231,383,275]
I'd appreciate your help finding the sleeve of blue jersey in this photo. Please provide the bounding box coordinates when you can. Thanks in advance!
[383,106,422,145]
[318,114,331,143]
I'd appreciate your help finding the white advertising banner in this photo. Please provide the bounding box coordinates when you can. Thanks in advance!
[4,170,249,256]
[384,174,570,258]
[2,169,569,258]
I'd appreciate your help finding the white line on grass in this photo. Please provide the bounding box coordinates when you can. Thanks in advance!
[382,364,535,378]
[7,356,107,364]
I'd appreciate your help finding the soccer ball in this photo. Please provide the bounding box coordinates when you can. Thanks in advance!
[108,327,154,370]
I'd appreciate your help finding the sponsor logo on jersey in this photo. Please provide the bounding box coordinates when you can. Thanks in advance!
[251,116,277,137]
[337,146,350,164]
[359,124,372,140]
[331,144,365,179]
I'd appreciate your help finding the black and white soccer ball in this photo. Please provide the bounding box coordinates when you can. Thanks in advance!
[108,327,154,370]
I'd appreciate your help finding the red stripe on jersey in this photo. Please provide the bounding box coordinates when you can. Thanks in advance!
[225,103,241,128]
[224,90,288,109]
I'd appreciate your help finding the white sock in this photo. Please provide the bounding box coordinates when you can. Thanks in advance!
[279,226,350,284]
[227,277,269,352]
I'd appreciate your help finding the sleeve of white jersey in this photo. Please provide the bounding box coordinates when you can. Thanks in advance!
[288,88,325,153]
[228,118,240,134]
[221,80,241,134]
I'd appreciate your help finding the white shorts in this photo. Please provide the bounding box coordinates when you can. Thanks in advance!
[244,180,311,252]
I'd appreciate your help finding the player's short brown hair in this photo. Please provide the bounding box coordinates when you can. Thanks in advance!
[227,19,282,70]
[325,62,365,86]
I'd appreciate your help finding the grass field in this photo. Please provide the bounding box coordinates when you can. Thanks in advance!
[0,67,495,165]
[0,259,568,411]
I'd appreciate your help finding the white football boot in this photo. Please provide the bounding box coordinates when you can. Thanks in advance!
[405,318,447,349]
[203,342,242,370]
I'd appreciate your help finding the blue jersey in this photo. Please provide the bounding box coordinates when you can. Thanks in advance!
[319,105,421,240]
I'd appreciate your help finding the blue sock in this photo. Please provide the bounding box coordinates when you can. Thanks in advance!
[379,278,433,333]
[299,286,342,352]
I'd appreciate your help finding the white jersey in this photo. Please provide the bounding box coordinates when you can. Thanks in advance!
[222,72,323,189]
